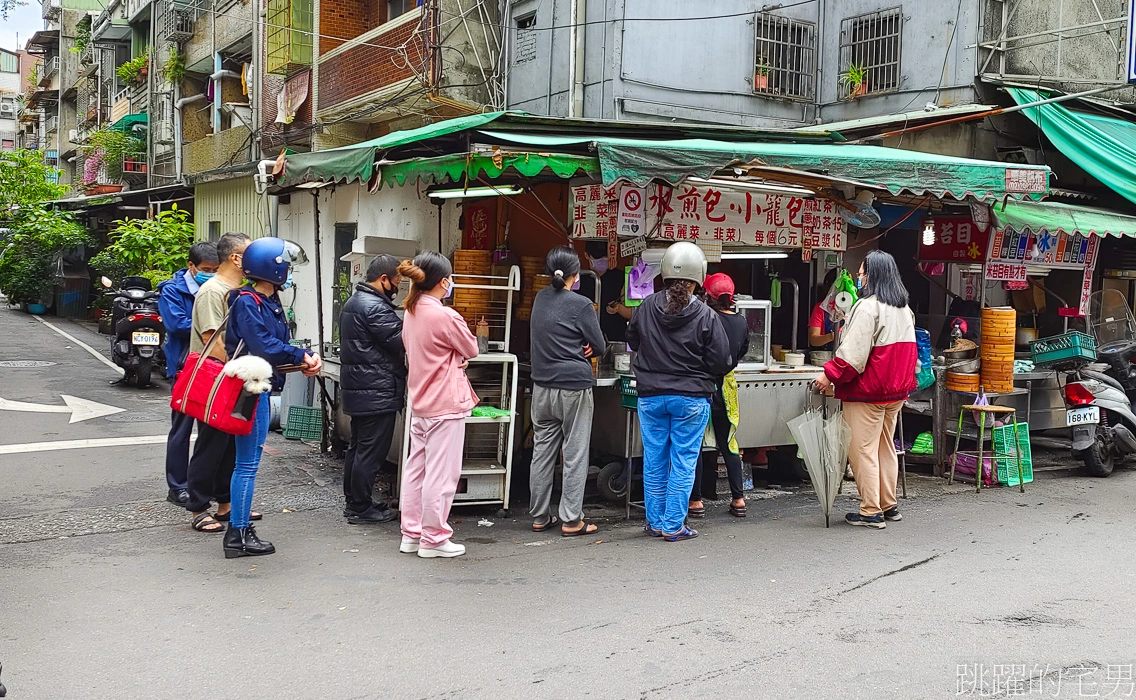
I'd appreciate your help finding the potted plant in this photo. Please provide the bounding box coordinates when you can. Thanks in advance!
[840,63,868,98]
[755,59,771,90]
[115,53,150,86]
[163,48,186,86]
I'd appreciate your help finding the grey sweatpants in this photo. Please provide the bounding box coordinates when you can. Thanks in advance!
[529,385,594,524]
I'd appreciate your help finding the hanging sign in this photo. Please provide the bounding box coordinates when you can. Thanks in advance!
[970,201,991,233]
[1004,168,1048,194]
[617,185,647,236]
[570,184,619,238]
[985,262,1027,282]
[461,202,494,251]
[987,228,1098,270]
[1079,266,1095,316]
[918,216,989,262]
[961,271,980,301]
[620,235,647,258]
[651,183,846,250]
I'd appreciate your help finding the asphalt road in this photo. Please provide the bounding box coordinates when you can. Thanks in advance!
[1,302,1134,700]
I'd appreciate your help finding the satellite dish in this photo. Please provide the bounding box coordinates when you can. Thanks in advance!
[833,190,882,229]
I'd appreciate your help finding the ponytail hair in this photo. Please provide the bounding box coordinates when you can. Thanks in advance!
[545,246,581,290]
[664,278,693,315]
[398,251,452,313]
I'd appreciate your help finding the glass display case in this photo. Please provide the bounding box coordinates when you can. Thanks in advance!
[735,299,772,371]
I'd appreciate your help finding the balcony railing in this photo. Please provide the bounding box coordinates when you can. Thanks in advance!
[40,57,60,87]
[42,0,60,20]
[45,115,59,134]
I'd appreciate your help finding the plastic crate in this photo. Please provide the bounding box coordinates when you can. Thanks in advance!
[993,422,1034,486]
[1030,331,1097,366]
[284,405,323,441]
[619,374,638,410]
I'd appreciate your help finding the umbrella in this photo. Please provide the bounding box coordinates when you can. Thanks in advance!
[787,389,848,527]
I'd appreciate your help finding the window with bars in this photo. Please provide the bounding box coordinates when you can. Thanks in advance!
[754,13,816,101]
[266,0,314,75]
[839,7,902,99]
[386,0,422,21]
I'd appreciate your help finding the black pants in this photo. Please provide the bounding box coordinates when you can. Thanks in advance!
[165,410,194,490]
[184,421,236,513]
[692,408,746,501]
[343,412,397,514]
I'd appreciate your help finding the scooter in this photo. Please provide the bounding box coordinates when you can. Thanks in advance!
[101,276,165,387]
[1061,290,1136,476]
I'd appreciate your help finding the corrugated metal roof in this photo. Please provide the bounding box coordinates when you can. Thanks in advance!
[801,104,994,137]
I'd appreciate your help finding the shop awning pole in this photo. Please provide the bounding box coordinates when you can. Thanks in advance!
[853,85,1127,143]
[313,190,329,454]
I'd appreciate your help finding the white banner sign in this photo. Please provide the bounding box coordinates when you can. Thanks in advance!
[985,262,1027,282]
[570,184,619,238]
[617,185,648,236]
[620,235,647,258]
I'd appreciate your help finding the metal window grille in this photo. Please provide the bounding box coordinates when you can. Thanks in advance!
[266,0,314,76]
[754,13,816,101]
[839,7,902,99]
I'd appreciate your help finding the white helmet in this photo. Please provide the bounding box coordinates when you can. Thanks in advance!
[661,241,707,285]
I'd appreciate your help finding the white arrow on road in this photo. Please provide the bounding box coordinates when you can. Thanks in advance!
[0,395,126,423]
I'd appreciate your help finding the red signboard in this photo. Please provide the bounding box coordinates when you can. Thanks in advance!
[462,203,494,251]
[918,216,989,263]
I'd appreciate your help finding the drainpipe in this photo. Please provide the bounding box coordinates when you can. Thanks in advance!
[175,91,206,178]
[209,55,241,135]
[568,0,586,117]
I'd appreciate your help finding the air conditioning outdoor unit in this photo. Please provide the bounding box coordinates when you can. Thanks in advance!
[68,128,79,142]
[0,104,13,113]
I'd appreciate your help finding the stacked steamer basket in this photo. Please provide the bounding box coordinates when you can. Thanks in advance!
[452,249,492,327]
[516,256,545,321]
[980,307,1017,394]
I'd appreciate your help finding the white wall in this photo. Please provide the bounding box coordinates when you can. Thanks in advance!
[279,182,462,351]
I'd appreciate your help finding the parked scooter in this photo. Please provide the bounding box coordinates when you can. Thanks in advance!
[100,276,165,387]
[1062,290,1136,476]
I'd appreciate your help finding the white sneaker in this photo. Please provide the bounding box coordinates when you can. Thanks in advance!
[417,540,466,558]
[399,537,420,553]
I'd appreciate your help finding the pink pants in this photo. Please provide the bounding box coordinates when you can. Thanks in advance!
[400,414,466,547]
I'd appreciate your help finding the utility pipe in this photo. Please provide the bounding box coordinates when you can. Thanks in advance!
[312,190,328,453]
[569,0,585,117]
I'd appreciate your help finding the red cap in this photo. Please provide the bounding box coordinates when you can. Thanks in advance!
[703,273,735,304]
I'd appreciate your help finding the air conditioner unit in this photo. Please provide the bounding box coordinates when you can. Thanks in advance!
[68,128,79,142]
[0,104,13,113]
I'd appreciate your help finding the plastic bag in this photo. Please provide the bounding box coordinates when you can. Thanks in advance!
[915,327,934,390]
[627,259,655,302]
[823,269,860,322]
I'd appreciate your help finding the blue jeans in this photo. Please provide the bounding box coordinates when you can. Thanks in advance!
[637,395,711,534]
[231,394,270,529]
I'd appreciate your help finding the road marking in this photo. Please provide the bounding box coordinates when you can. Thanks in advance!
[0,433,194,456]
[32,316,124,376]
[0,394,126,423]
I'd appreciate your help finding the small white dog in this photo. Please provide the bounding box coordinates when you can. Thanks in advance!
[222,355,275,395]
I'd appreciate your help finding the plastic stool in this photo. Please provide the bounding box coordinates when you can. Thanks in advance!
[947,404,1025,493]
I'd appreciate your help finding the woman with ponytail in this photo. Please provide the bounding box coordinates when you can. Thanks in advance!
[397,251,479,558]
[528,247,607,536]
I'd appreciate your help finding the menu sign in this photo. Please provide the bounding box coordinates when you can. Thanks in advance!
[570,184,620,238]
[987,228,1098,270]
[919,216,989,262]
[985,262,1027,282]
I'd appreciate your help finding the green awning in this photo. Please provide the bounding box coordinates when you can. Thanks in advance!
[478,131,1049,199]
[280,112,510,187]
[993,199,1136,238]
[110,113,147,133]
[378,152,599,189]
[1006,88,1136,206]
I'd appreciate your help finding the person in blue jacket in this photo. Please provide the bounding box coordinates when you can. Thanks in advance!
[223,237,322,558]
[157,241,219,506]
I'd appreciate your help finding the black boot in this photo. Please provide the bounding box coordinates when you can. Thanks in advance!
[223,524,276,558]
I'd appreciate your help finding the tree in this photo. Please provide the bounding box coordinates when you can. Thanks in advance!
[90,205,197,288]
[0,1,25,21]
[0,208,92,305]
[0,150,66,224]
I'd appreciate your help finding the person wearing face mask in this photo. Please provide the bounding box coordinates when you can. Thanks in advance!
[338,254,406,524]
[577,240,631,342]
[223,237,322,557]
[157,241,220,506]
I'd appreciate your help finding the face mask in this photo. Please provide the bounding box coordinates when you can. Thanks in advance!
[194,271,215,285]
[442,276,454,299]
[383,280,398,300]
[855,276,864,293]
[280,271,295,291]
[591,257,610,275]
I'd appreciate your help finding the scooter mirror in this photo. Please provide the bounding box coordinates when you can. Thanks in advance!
[100,277,113,288]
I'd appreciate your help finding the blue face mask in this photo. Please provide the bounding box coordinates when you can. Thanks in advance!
[855,276,864,293]
[442,276,454,299]
[194,271,215,285]
[280,271,295,291]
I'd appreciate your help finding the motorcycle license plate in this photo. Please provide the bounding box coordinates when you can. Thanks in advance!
[1067,407,1100,426]
[132,331,160,346]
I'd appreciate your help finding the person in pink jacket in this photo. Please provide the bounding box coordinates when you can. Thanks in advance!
[397,252,480,558]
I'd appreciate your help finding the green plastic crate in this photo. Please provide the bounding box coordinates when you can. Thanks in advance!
[993,422,1034,486]
[1030,331,1097,366]
[619,374,638,410]
[284,405,323,441]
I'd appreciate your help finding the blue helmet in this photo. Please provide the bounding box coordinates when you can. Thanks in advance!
[242,237,308,286]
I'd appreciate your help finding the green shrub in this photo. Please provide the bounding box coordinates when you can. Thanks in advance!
[0,208,92,305]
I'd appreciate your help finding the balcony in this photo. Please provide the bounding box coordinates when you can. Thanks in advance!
[40,57,60,87]
[122,154,148,181]
[92,0,132,42]
[110,92,131,122]
[182,124,252,174]
[45,116,59,134]
[42,0,60,21]
[265,0,312,75]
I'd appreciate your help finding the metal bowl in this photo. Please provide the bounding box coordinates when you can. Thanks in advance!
[949,358,981,373]
[944,348,978,360]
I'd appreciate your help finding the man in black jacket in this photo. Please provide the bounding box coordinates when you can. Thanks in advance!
[339,254,406,524]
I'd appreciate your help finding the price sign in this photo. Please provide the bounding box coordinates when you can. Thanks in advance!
[985,262,1027,282]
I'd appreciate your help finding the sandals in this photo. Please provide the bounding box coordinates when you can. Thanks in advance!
[561,521,598,537]
[214,510,262,522]
[644,524,663,537]
[532,515,560,532]
[687,504,706,519]
[192,513,224,533]
[663,525,699,542]
[729,503,747,518]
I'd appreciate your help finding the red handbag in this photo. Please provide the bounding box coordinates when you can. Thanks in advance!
[171,316,258,435]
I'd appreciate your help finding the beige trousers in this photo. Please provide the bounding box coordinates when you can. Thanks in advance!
[843,400,903,516]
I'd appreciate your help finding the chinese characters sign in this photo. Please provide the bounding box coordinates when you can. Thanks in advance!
[919,216,989,262]
[987,228,1099,270]
[985,262,1027,282]
[1004,168,1048,194]
[570,183,847,251]
[462,203,493,251]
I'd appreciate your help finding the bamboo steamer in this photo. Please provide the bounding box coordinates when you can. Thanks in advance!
[980,307,1016,394]
[946,371,981,393]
